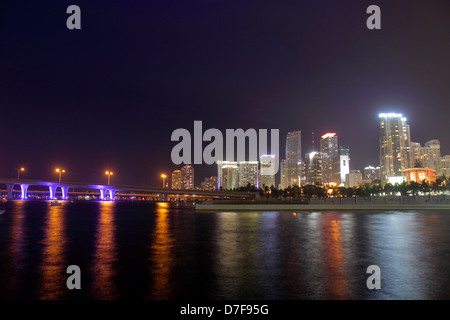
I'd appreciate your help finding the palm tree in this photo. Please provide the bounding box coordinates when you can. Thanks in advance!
[302,185,316,199]
[383,183,394,196]
[397,182,409,196]
[408,181,421,198]
[421,180,431,198]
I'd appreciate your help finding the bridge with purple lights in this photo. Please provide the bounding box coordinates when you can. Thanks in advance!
[0,178,256,201]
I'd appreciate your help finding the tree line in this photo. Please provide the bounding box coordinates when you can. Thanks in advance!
[225,175,450,200]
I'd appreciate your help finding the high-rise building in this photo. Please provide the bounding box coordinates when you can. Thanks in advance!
[410,142,421,167]
[217,161,239,190]
[409,140,441,173]
[320,133,340,184]
[346,170,363,187]
[379,113,411,181]
[260,155,276,188]
[200,176,218,191]
[285,131,302,187]
[441,155,450,176]
[338,146,350,186]
[181,165,194,189]
[305,151,322,186]
[171,170,182,189]
[364,166,381,181]
[279,159,288,189]
[422,140,441,172]
[238,161,259,188]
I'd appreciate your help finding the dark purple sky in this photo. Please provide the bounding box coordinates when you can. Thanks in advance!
[1,0,449,187]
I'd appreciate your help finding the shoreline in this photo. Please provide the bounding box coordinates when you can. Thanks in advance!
[195,203,450,211]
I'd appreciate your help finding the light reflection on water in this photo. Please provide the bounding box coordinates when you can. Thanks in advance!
[90,201,118,299]
[5,201,27,299]
[38,202,68,300]
[321,215,347,299]
[148,202,174,299]
[1,201,450,300]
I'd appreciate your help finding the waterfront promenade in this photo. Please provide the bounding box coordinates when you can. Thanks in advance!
[195,195,450,211]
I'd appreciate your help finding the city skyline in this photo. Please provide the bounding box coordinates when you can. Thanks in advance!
[1,111,449,189]
[1,1,449,187]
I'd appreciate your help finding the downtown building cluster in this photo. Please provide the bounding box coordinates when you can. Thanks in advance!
[170,165,194,190]
[379,113,449,184]
[169,113,449,191]
[170,165,218,191]
[215,131,354,190]
[212,112,449,190]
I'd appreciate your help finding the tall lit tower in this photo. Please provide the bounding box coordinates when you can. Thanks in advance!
[422,140,441,172]
[181,165,194,189]
[305,152,322,186]
[285,130,302,187]
[379,113,411,181]
[338,146,350,186]
[217,161,239,190]
[260,155,276,188]
[171,170,182,189]
[320,133,339,184]
[238,161,259,188]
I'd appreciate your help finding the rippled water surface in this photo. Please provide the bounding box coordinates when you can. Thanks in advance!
[1,200,450,300]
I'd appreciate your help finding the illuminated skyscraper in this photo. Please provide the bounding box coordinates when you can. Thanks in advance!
[217,161,239,190]
[422,140,441,172]
[441,155,450,176]
[305,151,322,186]
[200,176,218,191]
[171,170,182,189]
[238,161,259,187]
[181,165,194,189]
[379,113,411,181]
[260,155,276,188]
[338,146,350,186]
[279,159,288,189]
[285,131,302,186]
[410,142,421,167]
[320,133,340,184]
[408,140,441,174]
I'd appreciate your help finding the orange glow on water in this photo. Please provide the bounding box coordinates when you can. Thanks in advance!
[322,216,348,299]
[6,201,26,298]
[91,201,118,299]
[149,202,174,299]
[38,204,67,300]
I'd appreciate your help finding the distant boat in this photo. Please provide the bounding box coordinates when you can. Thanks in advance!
[50,200,62,206]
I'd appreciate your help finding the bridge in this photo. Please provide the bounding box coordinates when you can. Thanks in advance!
[0,178,256,201]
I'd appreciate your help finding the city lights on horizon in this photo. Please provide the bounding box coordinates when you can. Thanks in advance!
[7,113,448,190]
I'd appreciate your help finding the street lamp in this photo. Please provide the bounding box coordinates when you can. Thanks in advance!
[161,174,167,188]
[56,168,65,182]
[16,167,25,180]
[105,171,113,185]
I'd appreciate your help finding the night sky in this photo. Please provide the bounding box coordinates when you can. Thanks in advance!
[1,0,449,187]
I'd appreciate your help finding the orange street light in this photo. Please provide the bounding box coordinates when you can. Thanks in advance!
[106,171,114,185]
[56,168,66,182]
[161,174,167,188]
[16,167,25,180]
